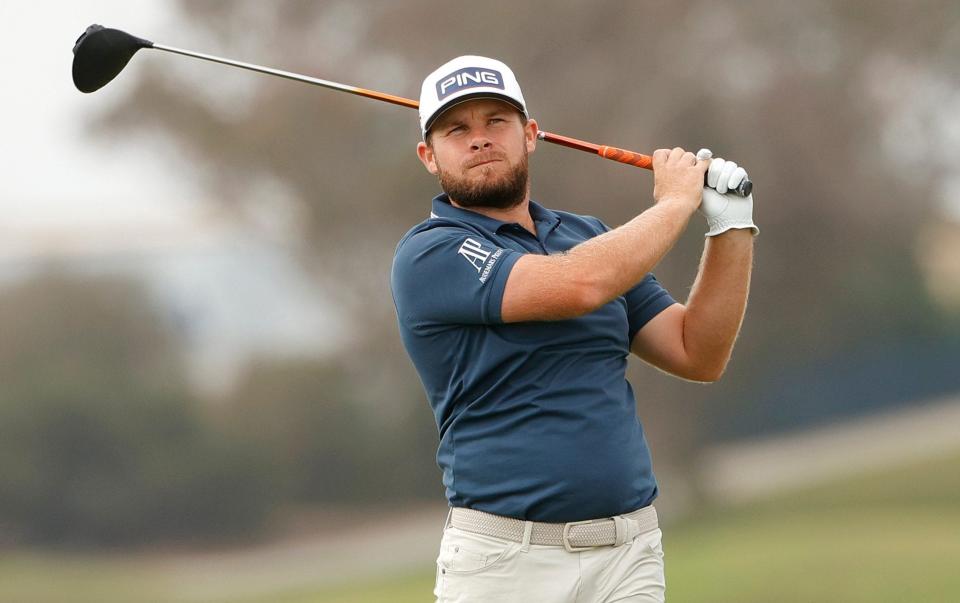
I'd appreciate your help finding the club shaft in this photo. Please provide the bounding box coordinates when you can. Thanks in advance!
[540,130,657,171]
[150,42,751,195]
[152,43,418,109]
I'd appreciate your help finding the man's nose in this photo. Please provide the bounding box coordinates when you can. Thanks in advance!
[470,137,492,151]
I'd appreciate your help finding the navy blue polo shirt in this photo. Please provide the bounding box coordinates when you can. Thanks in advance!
[390,193,676,522]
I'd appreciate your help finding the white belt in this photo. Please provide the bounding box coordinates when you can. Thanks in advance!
[449,505,658,553]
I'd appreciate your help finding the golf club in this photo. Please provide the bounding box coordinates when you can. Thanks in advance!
[72,24,752,197]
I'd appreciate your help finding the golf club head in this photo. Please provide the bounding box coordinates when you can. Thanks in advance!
[72,24,153,93]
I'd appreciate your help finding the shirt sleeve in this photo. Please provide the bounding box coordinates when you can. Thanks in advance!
[391,227,522,327]
[624,274,677,342]
[585,215,677,341]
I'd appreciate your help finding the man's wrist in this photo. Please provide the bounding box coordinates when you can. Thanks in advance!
[655,195,700,213]
[709,227,755,240]
[705,221,759,237]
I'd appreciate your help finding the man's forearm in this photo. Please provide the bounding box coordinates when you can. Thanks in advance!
[565,197,697,309]
[502,197,698,322]
[682,229,754,378]
[501,148,710,323]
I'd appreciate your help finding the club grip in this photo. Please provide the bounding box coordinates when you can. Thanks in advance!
[598,145,753,197]
[703,172,752,197]
[598,145,653,170]
[730,177,753,197]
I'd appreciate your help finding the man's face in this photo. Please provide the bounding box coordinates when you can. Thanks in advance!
[417,98,538,210]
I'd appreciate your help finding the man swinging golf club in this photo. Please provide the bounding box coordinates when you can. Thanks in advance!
[72,29,754,598]
[390,56,757,602]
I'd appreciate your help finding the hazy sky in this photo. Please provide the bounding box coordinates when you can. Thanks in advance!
[1,1,201,232]
[0,1,338,392]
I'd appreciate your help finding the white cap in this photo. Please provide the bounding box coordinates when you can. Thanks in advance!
[419,55,528,138]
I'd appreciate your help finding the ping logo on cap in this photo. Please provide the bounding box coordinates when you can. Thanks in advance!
[436,67,504,100]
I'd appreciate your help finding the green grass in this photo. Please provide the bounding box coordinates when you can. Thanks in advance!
[666,506,960,602]
[1,451,958,602]
[661,451,960,603]
[217,572,438,603]
[0,553,162,603]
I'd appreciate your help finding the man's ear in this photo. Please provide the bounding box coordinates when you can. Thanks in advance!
[417,141,439,175]
[525,118,539,154]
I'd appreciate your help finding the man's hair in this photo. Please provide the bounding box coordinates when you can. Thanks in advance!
[425,112,528,147]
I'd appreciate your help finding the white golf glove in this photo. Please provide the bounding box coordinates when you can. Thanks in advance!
[696,149,759,237]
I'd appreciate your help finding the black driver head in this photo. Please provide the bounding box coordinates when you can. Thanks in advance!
[72,24,154,93]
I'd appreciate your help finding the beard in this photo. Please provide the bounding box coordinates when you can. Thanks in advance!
[436,151,529,210]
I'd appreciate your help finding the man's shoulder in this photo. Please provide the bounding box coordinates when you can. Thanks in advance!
[395,215,490,255]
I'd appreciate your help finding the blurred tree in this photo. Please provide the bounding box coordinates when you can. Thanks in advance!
[0,270,275,545]
[94,0,960,505]
[221,353,441,505]
[222,357,371,502]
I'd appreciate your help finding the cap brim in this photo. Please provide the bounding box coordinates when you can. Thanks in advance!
[423,92,527,137]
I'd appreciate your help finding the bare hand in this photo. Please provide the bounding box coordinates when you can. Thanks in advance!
[652,147,710,209]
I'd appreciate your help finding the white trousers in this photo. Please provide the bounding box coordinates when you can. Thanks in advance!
[433,519,665,602]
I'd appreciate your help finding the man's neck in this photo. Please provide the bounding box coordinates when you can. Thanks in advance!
[449,196,536,235]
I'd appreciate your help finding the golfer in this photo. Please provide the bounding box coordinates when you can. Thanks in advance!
[391,56,756,602]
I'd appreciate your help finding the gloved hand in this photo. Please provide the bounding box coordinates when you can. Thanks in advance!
[696,149,759,237]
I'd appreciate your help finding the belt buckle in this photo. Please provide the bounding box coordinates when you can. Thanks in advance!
[561,518,603,553]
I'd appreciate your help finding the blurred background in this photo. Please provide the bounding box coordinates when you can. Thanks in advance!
[2,1,959,601]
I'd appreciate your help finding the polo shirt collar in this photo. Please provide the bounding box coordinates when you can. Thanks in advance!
[430,194,562,233]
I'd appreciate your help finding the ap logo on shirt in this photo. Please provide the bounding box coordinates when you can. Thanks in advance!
[458,238,503,284]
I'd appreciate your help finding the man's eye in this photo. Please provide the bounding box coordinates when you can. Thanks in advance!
[489,118,504,124]
[448,125,466,134]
